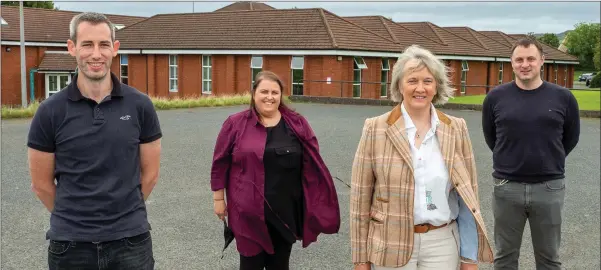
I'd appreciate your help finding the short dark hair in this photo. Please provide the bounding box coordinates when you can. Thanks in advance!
[69,12,115,45]
[511,38,544,58]
[250,71,293,112]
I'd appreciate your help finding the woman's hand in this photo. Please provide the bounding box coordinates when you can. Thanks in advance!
[214,199,227,221]
[354,263,371,270]
[460,262,478,270]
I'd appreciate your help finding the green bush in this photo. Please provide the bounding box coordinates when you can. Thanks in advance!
[590,73,601,88]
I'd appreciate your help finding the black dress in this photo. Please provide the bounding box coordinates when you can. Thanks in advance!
[263,119,304,245]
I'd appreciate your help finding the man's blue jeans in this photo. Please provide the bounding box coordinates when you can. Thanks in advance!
[492,178,565,270]
[48,231,154,270]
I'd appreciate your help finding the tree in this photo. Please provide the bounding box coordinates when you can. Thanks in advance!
[1,1,55,9]
[526,32,537,39]
[537,33,560,48]
[564,22,600,70]
[594,42,600,71]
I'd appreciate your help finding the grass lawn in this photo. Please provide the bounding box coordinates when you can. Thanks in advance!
[448,90,600,111]
[1,94,266,119]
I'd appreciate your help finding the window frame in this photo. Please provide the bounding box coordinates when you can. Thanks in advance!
[498,62,503,85]
[251,55,263,87]
[169,55,178,92]
[353,57,367,98]
[202,55,212,94]
[460,60,469,94]
[291,56,304,96]
[120,54,128,85]
[381,58,390,98]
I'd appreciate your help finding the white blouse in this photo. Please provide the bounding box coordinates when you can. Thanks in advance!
[401,104,459,226]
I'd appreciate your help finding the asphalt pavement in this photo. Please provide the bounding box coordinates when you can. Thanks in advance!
[1,103,599,270]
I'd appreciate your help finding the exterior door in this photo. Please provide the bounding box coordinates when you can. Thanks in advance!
[45,73,71,98]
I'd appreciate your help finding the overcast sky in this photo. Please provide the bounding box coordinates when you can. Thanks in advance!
[53,1,600,34]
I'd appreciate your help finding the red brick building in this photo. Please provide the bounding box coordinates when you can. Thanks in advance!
[0,2,579,106]
[0,5,145,105]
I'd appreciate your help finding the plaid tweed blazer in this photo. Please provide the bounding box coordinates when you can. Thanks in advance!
[350,105,494,267]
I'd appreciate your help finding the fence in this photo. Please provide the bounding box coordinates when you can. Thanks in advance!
[293,79,504,99]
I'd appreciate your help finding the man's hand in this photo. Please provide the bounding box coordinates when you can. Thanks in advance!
[28,148,56,212]
[140,139,161,201]
[460,262,478,270]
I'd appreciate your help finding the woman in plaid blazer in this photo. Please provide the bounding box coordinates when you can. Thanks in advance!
[350,45,494,270]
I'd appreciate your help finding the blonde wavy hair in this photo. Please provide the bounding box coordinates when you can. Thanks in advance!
[389,45,455,105]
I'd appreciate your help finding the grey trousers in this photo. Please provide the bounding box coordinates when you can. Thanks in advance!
[492,177,565,270]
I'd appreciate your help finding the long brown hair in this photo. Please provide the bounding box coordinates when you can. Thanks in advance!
[250,70,293,112]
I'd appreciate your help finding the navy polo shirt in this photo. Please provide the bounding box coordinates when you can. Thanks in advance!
[27,72,162,242]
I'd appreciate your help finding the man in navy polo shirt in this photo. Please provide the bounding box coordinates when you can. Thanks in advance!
[27,12,162,269]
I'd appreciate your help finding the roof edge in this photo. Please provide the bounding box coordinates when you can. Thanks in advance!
[320,9,399,45]
[466,28,489,50]
[318,9,338,48]
[379,16,400,44]
[0,4,147,19]
[426,22,447,45]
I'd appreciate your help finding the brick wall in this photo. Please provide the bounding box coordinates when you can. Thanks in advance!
[155,55,169,98]
[0,45,64,105]
[181,55,201,97]
[128,54,148,94]
[263,55,291,95]
[236,55,251,94]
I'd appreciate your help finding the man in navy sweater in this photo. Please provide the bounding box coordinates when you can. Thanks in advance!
[482,38,580,270]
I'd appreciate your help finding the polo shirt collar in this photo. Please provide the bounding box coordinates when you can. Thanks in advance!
[68,72,123,102]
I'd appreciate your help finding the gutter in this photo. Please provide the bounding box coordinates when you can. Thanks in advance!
[29,68,38,104]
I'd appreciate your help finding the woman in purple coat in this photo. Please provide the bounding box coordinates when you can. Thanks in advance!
[210,71,341,270]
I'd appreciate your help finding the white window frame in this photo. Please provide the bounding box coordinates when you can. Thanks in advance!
[461,61,469,94]
[202,55,212,94]
[353,57,367,98]
[169,55,178,92]
[291,56,304,95]
[541,64,545,80]
[564,65,568,86]
[251,56,263,86]
[120,54,128,85]
[498,62,503,85]
[554,63,558,83]
[381,58,390,98]
[45,73,71,98]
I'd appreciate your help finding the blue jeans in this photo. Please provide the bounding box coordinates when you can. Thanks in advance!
[48,231,154,270]
[492,178,565,270]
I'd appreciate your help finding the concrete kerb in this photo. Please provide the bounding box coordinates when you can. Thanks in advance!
[288,96,601,118]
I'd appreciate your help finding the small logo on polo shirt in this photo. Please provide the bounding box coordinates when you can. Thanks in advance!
[120,115,131,120]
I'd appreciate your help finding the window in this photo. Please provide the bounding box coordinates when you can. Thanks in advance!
[554,63,558,83]
[45,74,71,98]
[120,54,128,85]
[113,24,125,30]
[202,55,212,94]
[498,62,503,85]
[461,61,469,94]
[381,58,390,97]
[169,55,178,92]
[291,56,304,95]
[353,57,367,98]
[251,56,263,87]
[0,17,7,26]
[541,64,545,80]
[564,65,568,86]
